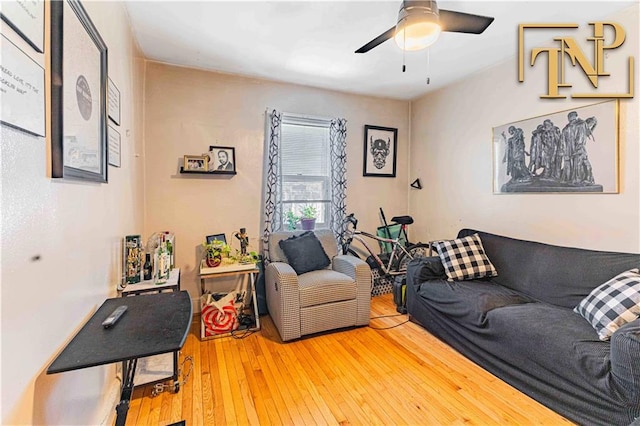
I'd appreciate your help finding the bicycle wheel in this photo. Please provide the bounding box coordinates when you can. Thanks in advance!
[396,243,432,272]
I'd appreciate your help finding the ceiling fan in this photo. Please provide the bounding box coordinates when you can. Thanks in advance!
[355,0,495,53]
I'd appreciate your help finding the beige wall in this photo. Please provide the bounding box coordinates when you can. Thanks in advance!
[409,4,640,252]
[143,62,410,301]
[1,2,145,424]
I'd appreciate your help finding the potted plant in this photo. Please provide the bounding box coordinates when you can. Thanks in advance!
[299,205,317,231]
[202,240,226,267]
[285,210,300,231]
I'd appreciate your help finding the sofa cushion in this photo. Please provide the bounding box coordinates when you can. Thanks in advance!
[486,302,614,391]
[298,269,356,308]
[457,229,640,309]
[574,268,640,341]
[279,231,330,275]
[433,233,498,281]
[416,279,531,327]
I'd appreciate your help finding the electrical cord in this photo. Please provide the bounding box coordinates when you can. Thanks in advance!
[231,328,255,339]
[368,313,410,330]
[368,319,410,330]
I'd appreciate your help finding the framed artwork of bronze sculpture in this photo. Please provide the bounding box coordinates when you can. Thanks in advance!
[492,100,619,194]
[363,125,397,178]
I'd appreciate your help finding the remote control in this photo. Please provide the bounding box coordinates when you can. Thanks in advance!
[102,305,128,328]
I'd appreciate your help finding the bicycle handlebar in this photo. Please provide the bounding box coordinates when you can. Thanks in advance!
[344,213,358,229]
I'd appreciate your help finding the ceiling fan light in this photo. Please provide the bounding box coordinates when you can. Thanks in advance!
[393,1,441,51]
[394,21,441,51]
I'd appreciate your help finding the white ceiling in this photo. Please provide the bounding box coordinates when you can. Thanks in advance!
[124,1,637,100]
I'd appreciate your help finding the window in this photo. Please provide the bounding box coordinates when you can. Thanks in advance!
[280,115,331,229]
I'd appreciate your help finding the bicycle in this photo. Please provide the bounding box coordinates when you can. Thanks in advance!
[341,213,431,277]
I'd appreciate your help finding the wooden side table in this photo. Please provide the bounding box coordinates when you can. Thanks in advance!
[199,262,260,340]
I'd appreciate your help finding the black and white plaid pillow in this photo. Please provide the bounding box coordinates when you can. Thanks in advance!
[574,268,640,341]
[433,233,498,281]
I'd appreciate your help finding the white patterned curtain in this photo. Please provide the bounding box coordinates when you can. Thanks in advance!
[261,110,347,262]
[261,109,282,262]
[330,118,348,244]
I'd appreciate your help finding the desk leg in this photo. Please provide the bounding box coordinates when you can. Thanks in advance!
[115,358,138,426]
[250,272,260,330]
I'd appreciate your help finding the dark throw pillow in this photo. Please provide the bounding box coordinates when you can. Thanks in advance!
[278,231,331,275]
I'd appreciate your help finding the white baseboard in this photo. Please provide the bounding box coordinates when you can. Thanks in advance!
[95,376,121,426]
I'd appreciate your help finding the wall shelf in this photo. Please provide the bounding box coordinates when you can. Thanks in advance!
[179,167,236,176]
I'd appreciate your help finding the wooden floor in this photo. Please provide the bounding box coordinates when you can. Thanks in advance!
[124,294,572,425]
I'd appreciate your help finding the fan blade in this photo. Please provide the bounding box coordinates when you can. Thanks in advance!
[355,26,396,53]
[439,9,494,34]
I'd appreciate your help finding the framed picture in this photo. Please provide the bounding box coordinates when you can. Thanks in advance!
[184,155,208,171]
[0,0,45,53]
[0,34,45,137]
[363,125,398,177]
[208,146,236,173]
[108,123,121,168]
[108,77,121,125]
[50,0,108,183]
[492,100,619,194]
[206,234,227,244]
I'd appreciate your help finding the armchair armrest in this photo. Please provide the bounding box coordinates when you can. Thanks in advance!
[610,318,640,405]
[333,255,369,282]
[333,255,371,326]
[265,262,301,341]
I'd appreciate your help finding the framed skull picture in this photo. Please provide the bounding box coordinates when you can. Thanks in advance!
[363,125,397,177]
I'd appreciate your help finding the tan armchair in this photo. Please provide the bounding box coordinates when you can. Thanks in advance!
[265,229,371,342]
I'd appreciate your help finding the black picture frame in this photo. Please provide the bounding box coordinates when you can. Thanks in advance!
[363,125,398,178]
[108,123,121,168]
[206,234,227,245]
[50,0,108,183]
[0,0,45,53]
[108,77,121,125]
[208,146,236,173]
[0,34,45,137]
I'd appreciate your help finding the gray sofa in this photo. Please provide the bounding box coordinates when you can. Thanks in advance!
[406,229,640,425]
[265,229,371,341]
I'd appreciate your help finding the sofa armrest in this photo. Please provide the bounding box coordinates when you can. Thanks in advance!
[332,255,371,326]
[610,318,640,405]
[265,262,301,341]
[406,256,447,287]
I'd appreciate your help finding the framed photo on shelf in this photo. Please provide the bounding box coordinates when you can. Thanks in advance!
[0,0,45,53]
[208,146,236,172]
[184,155,208,172]
[50,0,108,183]
[206,234,227,244]
[363,125,397,178]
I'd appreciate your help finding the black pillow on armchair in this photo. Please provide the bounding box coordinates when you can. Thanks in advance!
[278,231,331,275]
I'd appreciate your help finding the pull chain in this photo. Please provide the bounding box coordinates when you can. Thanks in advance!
[426,48,431,84]
[402,30,406,72]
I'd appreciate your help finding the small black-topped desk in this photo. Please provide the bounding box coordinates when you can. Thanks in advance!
[47,291,192,426]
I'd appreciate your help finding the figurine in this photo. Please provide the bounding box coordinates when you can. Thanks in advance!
[234,228,249,256]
